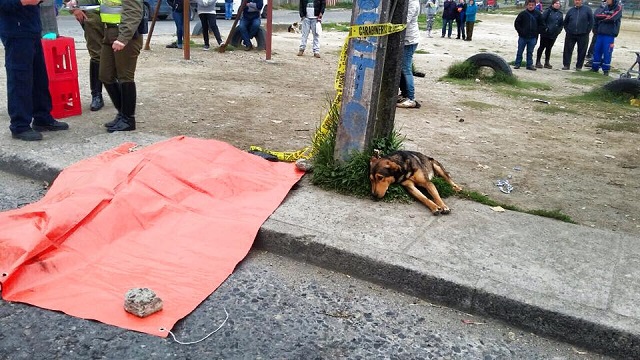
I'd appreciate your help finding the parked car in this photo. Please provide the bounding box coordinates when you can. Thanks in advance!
[215,0,268,19]
[145,0,198,21]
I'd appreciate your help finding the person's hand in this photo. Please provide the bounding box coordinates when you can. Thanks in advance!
[72,9,87,23]
[112,40,126,51]
[21,0,42,6]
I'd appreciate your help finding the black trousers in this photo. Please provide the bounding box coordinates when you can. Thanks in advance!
[536,36,557,64]
[562,33,589,69]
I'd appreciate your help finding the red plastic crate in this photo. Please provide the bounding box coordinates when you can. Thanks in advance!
[49,78,82,119]
[41,36,78,81]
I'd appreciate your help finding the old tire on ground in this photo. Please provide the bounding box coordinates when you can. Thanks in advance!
[230,26,266,50]
[603,78,640,97]
[465,53,513,77]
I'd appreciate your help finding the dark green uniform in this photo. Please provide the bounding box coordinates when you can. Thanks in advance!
[72,2,105,111]
[99,0,143,132]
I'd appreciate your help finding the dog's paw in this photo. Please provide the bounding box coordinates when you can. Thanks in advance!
[453,185,462,192]
[441,207,451,215]
[431,208,442,216]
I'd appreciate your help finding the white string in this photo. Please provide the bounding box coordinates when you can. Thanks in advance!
[164,307,229,345]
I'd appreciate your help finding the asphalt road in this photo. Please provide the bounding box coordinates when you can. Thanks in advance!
[0,172,610,359]
[55,9,354,39]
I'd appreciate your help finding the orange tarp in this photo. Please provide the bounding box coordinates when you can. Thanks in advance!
[0,136,303,336]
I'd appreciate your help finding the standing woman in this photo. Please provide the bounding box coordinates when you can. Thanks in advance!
[464,0,477,41]
[424,0,438,38]
[535,0,563,69]
[198,0,223,50]
[99,0,143,132]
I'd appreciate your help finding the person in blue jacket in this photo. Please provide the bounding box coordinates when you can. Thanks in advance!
[464,0,477,41]
[591,0,622,76]
[0,0,69,141]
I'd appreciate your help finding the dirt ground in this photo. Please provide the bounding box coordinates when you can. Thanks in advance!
[66,14,640,235]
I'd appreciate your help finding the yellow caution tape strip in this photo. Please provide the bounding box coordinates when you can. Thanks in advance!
[251,22,406,163]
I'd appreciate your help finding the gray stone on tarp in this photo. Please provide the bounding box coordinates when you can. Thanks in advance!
[124,288,163,318]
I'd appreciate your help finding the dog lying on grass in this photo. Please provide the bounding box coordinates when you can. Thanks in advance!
[369,150,462,215]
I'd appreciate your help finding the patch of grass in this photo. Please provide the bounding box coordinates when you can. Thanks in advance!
[415,49,429,55]
[418,14,443,31]
[443,61,518,85]
[514,80,552,90]
[535,105,579,115]
[597,120,640,133]
[321,22,350,32]
[568,87,635,106]
[457,190,576,224]
[458,100,496,110]
[328,1,354,9]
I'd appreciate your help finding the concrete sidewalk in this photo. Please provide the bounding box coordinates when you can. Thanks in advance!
[1,129,638,358]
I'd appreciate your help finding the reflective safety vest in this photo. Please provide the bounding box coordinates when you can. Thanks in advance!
[100,0,123,24]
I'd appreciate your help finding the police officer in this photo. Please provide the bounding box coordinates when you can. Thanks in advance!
[0,0,70,141]
[69,0,105,111]
[99,0,143,132]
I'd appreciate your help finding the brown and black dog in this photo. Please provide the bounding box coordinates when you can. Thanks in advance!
[369,150,462,215]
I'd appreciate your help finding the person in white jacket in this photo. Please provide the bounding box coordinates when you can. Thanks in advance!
[197,0,223,50]
[397,0,421,108]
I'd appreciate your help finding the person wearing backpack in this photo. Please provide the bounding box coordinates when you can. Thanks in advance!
[535,0,563,69]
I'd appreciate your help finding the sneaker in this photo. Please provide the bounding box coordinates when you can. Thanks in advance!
[514,65,520,69]
[245,44,253,51]
[397,96,408,103]
[177,43,183,49]
[32,120,69,132]
[526,66,537,71]
[203,45,210,51]
[313,53,321,58]
[544,63,553,69]
[603,71,609,76]
[396,99,417,108]
[562,66,570,70]
[12,128,42,141]
[166,42,178,48]
[535,63,543,69]
[575,67,582,71]
[297,50,304,56]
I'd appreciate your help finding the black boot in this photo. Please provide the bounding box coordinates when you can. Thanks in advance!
[89,61,104,111]
[108,82,136,132]
[103,82,122,127]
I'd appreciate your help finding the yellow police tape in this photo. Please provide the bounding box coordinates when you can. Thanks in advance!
[250,22,407,163]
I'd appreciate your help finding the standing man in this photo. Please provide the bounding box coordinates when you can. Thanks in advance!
[562,0,593,71]
[513,0,543,71]
[0,0,70,141]
[237,0,263,50]
[441,0,456,38]
[166,0,183,48]
[297,0,325,58]
[69,0,105,111]
[99,0,143,132]
[591,0,622,76]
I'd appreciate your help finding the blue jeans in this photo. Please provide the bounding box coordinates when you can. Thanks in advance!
[172,10,183,45]
[237,16,260,48]
[225,2,233,19]
[399,43,418,100]
[515,36,537,68]
[441,18,453,37]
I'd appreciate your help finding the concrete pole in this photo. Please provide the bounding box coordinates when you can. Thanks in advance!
[333,0,408,162]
